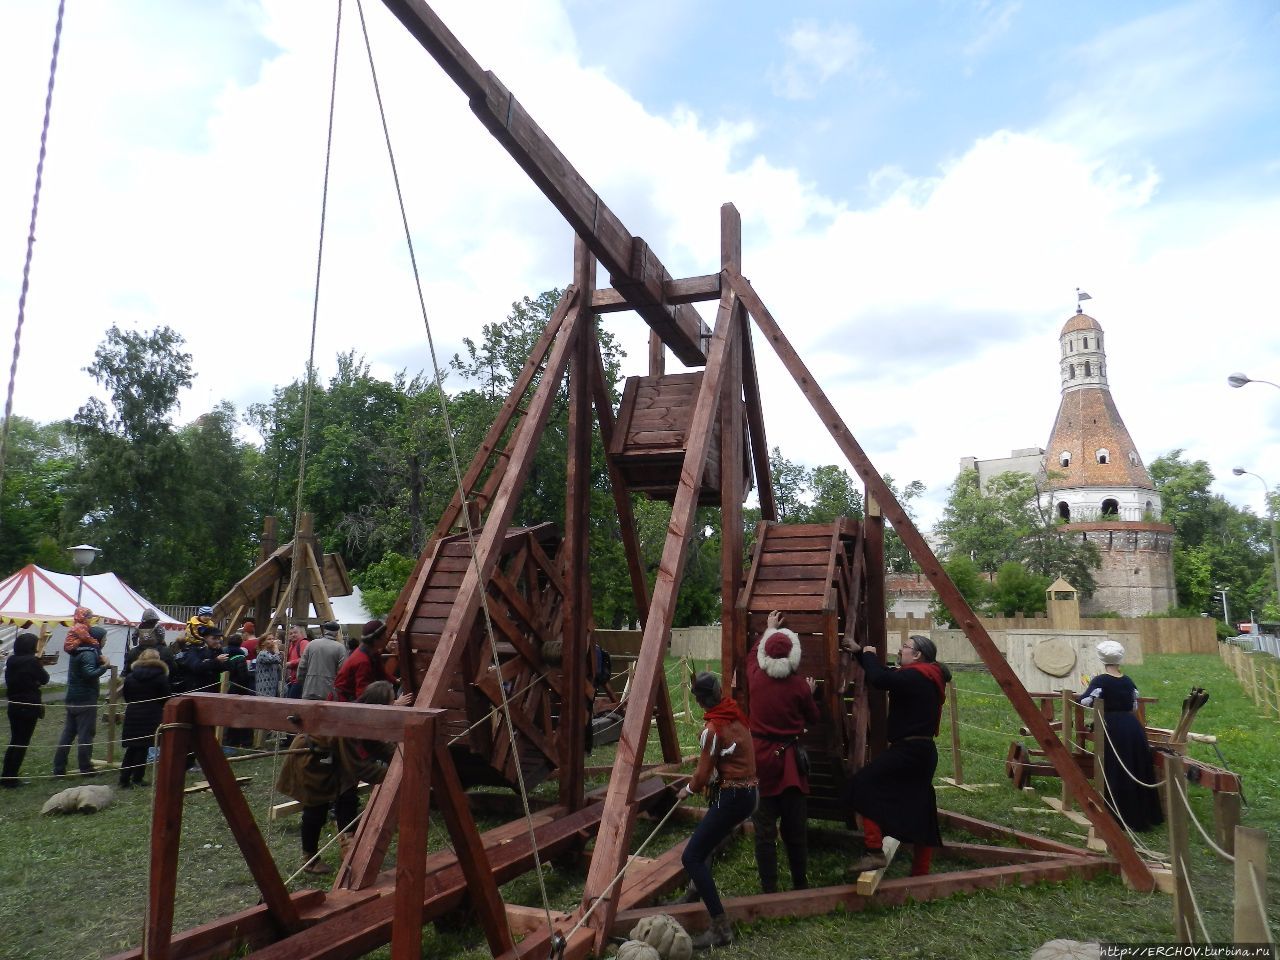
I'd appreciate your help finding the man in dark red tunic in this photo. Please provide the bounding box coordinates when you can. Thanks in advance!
[846,634,950,876]
[331,620,390,702]
[748,610,820,893]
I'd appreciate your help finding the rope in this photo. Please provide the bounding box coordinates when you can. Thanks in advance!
[1095,711,1166,790]
[954,719,1018,739]
[562,794,687,943]
[1176,853,1213,943]
[352,0,548,937]
[1245,860,1274,944]
[0,0,66,539]
[1172,770,1234,863]
[290,0,343,551]
[950,685,1011,701]
[2,678,223,709]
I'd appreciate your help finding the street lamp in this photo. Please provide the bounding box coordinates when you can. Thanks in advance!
[1227,372,1280,391]
[1234,467,1280,615]
[1215,586,1231,632]
[68,544,100,605]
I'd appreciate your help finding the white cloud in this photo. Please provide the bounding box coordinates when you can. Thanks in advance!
[770,21,870,100]
[0,0,1276,534]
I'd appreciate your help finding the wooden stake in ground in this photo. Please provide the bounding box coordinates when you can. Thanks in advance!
[1233,825,1274,947]
[1165,753,1194,943]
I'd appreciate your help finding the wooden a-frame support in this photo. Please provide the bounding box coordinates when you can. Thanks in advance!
[123,3,1153,958]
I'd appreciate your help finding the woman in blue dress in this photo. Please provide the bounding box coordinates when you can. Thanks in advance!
[1079,641,1163,832]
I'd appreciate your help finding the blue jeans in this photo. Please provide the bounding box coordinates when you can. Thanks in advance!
[53,704,97,775]
[682,785,757,918]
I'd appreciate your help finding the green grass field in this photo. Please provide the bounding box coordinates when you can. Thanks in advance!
[1,650,1276,959]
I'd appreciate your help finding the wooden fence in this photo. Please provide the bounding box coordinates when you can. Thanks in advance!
[888,614,1216,654]
[1220,641,1280,718]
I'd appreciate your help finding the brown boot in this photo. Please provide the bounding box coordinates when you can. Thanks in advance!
[691,913,733,950]
[849,849,887,874]
[301,854,332,876]
[338,832,354,859]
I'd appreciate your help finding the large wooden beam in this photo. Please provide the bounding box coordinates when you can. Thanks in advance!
[560,237,594,811]
[379,0,708,365]
[580,274,739,952]
[346,288,588,890]
[726,269,1154,893]
[718,203,747,704]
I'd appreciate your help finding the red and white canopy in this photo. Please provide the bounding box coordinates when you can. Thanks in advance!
[0,564,181,628]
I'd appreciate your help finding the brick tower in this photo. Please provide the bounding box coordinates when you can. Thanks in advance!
[1039,307,1176,615]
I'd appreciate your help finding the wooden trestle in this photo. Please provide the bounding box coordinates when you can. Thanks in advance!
[121,2,1154,958]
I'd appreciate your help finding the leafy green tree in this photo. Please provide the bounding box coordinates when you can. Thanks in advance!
[987,561,1050,617]
[66,326,195,598]
[1150,451,1273,619]
[0,417,75,572]
[929,555,989,626]
[353,551,416,617]
[935,467,1099,597]
[165,403,256,601]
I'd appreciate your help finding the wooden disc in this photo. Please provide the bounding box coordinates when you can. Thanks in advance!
[1032,636,1077,677]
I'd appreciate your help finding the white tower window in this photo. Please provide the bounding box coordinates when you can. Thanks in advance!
[1060,451,1071,467]
[1096,448,1109,464]
[1128,451,1139,466]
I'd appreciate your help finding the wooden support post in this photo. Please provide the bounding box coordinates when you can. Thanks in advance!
[214,671,231,745]
[739,288,774,523]
[192,725,301,937]
[560,236,595,812]
[581,278,738,953]
[105,665,120,765]
[1059,689,1074,812]
[648,331,665,376]
[1165,753,1194,943]
[726,268,1154,892]
[948,681,964,785]
[1092,705,1106,798]
[719,203,746,705]
[391,718,433,960]
[432,743,515,957]
[289,512,316,636]
[1233,826,1273,947]
[144,697,194,960]
[255,516,279,630]
[1213,791,1241,854]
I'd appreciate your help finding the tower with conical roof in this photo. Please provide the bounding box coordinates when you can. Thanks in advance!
[1039,307,1176,615]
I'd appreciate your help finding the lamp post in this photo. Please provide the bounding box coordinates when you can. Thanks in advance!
[68,544,100,605]
[1228,372,1280,391]
[1215,586,1231,632]
[1234,467,1280,615]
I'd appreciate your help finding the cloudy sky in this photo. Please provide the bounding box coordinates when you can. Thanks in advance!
[1,0,1278,531]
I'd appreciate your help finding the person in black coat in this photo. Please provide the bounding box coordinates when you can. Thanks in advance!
[845,634,951,876]
[3,632,50,787]
[120,647,171,787]
[1078,640,1163,832]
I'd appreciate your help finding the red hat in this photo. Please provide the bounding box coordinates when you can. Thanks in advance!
[756,627,801,679]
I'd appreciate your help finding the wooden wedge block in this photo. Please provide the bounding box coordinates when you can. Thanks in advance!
[185,775,252,795]
[855,836,900,896]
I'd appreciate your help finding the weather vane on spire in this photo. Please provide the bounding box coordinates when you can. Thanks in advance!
[1076,288,1092,315]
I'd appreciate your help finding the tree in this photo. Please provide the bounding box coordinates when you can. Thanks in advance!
[929,555,989,626]
[0,417,75,572]
[987,561,1050,617]
[65,326,195,598]
[1150,450,1273,619]
[934,467,1099,597]
[353,551,416,617]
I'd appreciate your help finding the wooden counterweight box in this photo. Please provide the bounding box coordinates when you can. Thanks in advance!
[610,371,752,505]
